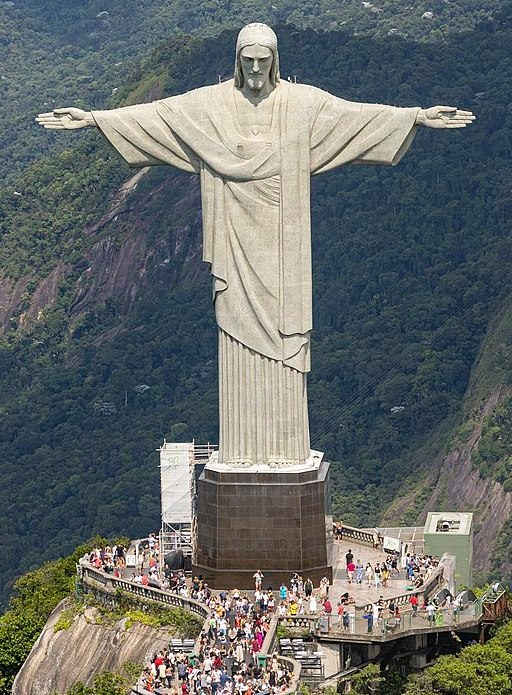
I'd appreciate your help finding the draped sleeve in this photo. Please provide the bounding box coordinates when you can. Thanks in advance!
[92,100,201,172]
[302,87,419,174]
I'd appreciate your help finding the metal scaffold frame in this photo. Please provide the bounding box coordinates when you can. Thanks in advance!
[158,440,217,561]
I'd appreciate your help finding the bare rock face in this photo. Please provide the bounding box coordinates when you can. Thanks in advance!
[12,599,172,695]
[415,389,512,575]
[0,275,31,333]
[0,167,205,338]
[384,389,512,578]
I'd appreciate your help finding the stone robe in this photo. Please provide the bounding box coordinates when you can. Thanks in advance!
[93,80,418,467]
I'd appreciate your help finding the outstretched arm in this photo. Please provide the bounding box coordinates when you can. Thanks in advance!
[416,105,475,128]
[36,107,97,130]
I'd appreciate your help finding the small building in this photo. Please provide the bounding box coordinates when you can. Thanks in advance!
[423,512,473,590]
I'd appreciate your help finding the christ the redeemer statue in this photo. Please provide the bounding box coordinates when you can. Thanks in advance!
[37,23,474,470]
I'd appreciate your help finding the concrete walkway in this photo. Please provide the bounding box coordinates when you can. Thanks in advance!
[320,540,413,678]
[331,539,412,608]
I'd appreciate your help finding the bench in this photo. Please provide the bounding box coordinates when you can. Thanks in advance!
[298,656,324,682]
[169,638,196,653]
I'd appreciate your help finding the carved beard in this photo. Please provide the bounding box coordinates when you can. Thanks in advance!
[247,75,265,91]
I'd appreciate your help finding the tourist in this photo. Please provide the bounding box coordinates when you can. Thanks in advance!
[279,583,288,602]
[320,575,330,598]
[355,560,364,585]
[337,602,344,627]
[373,564,381,588]
[381,562,389,588]
[253,570,264,590]
[342,606,350,633]
[365,563,373,587]
[304,577,313,598]
[309,594,318,614]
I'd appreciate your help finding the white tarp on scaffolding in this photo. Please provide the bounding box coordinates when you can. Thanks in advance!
[160,442,193,525]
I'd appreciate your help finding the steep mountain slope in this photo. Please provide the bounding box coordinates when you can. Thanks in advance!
[384,301,512,582]
[1,9,512,605]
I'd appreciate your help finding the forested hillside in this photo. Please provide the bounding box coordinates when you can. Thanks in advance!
[0,0,501,181]
[1,3,512,608]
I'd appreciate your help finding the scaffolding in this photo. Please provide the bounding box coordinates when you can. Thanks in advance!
[158,440,217,561]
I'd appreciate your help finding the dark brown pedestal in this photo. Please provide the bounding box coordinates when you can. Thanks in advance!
[193,460,333,590]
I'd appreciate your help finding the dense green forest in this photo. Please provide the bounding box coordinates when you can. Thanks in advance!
[0,0,501,182]
[2,2,512,613]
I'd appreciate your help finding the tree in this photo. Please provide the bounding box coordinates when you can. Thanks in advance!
[350,664,383,694]
[404,627,512,695]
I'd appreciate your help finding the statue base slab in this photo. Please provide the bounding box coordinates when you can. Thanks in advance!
[193,457,333,589]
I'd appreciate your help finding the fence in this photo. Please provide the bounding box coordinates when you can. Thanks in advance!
[337,524,377,547]
[279,598,483,641]
[361,565,445,614]
[341,600,481,639]
[80,564,210,621]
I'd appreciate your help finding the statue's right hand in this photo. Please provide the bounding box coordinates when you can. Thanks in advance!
[36,107,94,130]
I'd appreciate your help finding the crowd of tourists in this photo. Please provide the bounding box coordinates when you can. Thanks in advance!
[342,545,440,589]
[84,529,460,691]
[137,646,291,695]
[86,544,127,573]
[136,578,295,694]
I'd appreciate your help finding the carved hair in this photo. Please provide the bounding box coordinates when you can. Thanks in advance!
[234,23,280,88]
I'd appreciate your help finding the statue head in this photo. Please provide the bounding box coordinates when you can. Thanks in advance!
[234,23,280,90]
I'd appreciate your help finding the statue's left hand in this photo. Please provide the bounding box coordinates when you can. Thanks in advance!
[417,106,475,128]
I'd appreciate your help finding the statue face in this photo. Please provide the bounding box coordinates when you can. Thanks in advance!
[239,43,274,93]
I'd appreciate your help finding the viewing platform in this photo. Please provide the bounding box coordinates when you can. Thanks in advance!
[76,521,508,687]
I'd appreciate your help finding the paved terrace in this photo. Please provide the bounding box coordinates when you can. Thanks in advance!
[79,528,506,685]
[281,534,483,642]
[331,537,414,606]
[81,528,477,639]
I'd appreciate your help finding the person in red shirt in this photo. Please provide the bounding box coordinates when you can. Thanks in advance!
[347,561,356,583]
[323,598,333,630]
[410,594,418,616]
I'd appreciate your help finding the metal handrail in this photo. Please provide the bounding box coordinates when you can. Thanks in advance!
[280,598,483,641]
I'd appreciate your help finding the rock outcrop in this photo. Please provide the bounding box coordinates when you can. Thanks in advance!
[385,388,512,579]
[12,599,172,695]
[0,167,205,338]
[419,392,512,573]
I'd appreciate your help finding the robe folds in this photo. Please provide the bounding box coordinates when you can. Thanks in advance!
[93,80,418,467]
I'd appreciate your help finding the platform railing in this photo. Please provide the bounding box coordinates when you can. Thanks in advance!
[361,564,445,614]
[80,564,210,619]
[279,597,483,641]
[336,524,377,546]
[80,564,301,692]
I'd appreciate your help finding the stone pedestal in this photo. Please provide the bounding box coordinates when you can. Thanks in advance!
[193,457,333,589]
